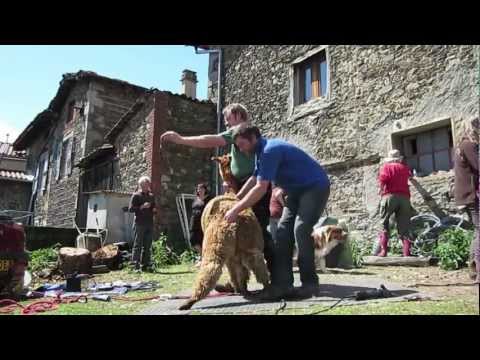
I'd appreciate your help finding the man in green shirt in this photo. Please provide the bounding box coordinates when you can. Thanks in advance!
[160,104,273,288]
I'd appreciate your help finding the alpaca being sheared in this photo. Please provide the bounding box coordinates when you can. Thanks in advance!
[178,155,269,310]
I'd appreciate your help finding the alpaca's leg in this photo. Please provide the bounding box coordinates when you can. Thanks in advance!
[243,252,270,288]
[226,258,249,294]
[179,259,225,310]
[319,257,326,273]
[236,264,250,295]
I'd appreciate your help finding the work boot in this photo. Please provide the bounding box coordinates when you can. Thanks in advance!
[402,237,412,257]
[294,284,321,299]
[214,282,235,293]
[377,231,389,257]
[247,285,296,302]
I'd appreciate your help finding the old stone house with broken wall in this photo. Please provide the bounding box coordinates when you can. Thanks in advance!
[14,70,216,246]
[201,45,479,243]
[13,71,147,228]
[0,141,32,214]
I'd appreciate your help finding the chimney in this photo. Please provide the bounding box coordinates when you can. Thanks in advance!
[181,69,198,99]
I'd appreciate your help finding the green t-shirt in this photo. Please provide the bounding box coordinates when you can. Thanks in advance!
[220,128,256,182]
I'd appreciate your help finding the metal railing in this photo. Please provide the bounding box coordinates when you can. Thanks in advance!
[0,210,33,225]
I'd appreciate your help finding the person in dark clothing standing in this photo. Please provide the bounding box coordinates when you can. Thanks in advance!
[454,117,479,282]
[129,176,157,272]
[189,183,213,267]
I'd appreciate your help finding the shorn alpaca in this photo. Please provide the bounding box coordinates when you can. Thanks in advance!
[178,156,270,310]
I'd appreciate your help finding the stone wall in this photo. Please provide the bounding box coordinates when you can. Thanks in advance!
[212,45,479,242]
[0,180,31,212]
[158,93,216,245]
[114,99,154,194]
[85,80,145,153]
[113,91,216,246]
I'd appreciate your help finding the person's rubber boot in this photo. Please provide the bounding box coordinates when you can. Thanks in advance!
[402,237,412,257]
[468,261,476,280]
[377,231,389,257]
[474,259,480,284]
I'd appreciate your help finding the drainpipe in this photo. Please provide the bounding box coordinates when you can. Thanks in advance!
[193,46,223,196]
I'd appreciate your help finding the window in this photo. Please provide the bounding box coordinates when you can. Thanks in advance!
[83,161,115,193]
[36,151,49,195]
[59,137,74,179]
[402,126,453,176]
[66,101,77,124]
[294,50,328,105]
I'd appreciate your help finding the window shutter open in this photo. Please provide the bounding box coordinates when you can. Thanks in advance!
[33,163,40,193]
[55,142,62,181]
[41,151,49,192]
[66,137,74,176]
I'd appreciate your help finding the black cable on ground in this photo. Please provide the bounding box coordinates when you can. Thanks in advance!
[307,296,356,315]
[274,296,356,315]
[274,299,287,315]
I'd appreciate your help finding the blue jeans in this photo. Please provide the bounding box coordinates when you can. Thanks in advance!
[273,184,330,290]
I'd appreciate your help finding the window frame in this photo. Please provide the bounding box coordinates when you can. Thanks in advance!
[292,47,330,107]
[401,126,453,176]
[59,134,74,180]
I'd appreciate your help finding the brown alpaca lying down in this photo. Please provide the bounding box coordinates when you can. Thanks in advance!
[179,194,270,310]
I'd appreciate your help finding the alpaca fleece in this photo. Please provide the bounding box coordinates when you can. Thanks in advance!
[179,194,270,310]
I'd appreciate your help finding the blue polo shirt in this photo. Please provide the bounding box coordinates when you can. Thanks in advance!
[254,137,330,193]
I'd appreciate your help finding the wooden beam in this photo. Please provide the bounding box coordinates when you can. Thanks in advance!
[363,256,431,267]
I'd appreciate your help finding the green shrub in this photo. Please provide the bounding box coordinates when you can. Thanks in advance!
[179,248,199,264]
[347,235,373,268]
[28,247,58,272]
[434,229,473,270]
[387,229,404,255]
[151,234,181,269]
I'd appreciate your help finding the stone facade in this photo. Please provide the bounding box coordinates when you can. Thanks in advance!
[208,45,479,243]
[15,72,145,228]
[109,91,216,244]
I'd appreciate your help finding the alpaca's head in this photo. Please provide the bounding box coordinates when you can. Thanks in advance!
[211,155,232,180]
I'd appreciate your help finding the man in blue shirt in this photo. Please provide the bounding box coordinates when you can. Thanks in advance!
[225,124,331,300]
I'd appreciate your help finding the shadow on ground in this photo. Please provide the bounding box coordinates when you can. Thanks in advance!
[194,284,418,311]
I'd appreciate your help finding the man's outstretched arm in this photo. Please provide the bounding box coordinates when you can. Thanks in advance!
[160,131,227,149]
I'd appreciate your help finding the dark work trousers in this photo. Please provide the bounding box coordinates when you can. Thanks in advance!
[273,184,330,291]
[132,224,153,268]
[239,179,273,276]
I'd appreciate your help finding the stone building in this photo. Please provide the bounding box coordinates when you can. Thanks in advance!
[76,86,216,244]
[0,141,32,213]
[200,45,479,243]
[13,70,148,227]
[14,69,216,245]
